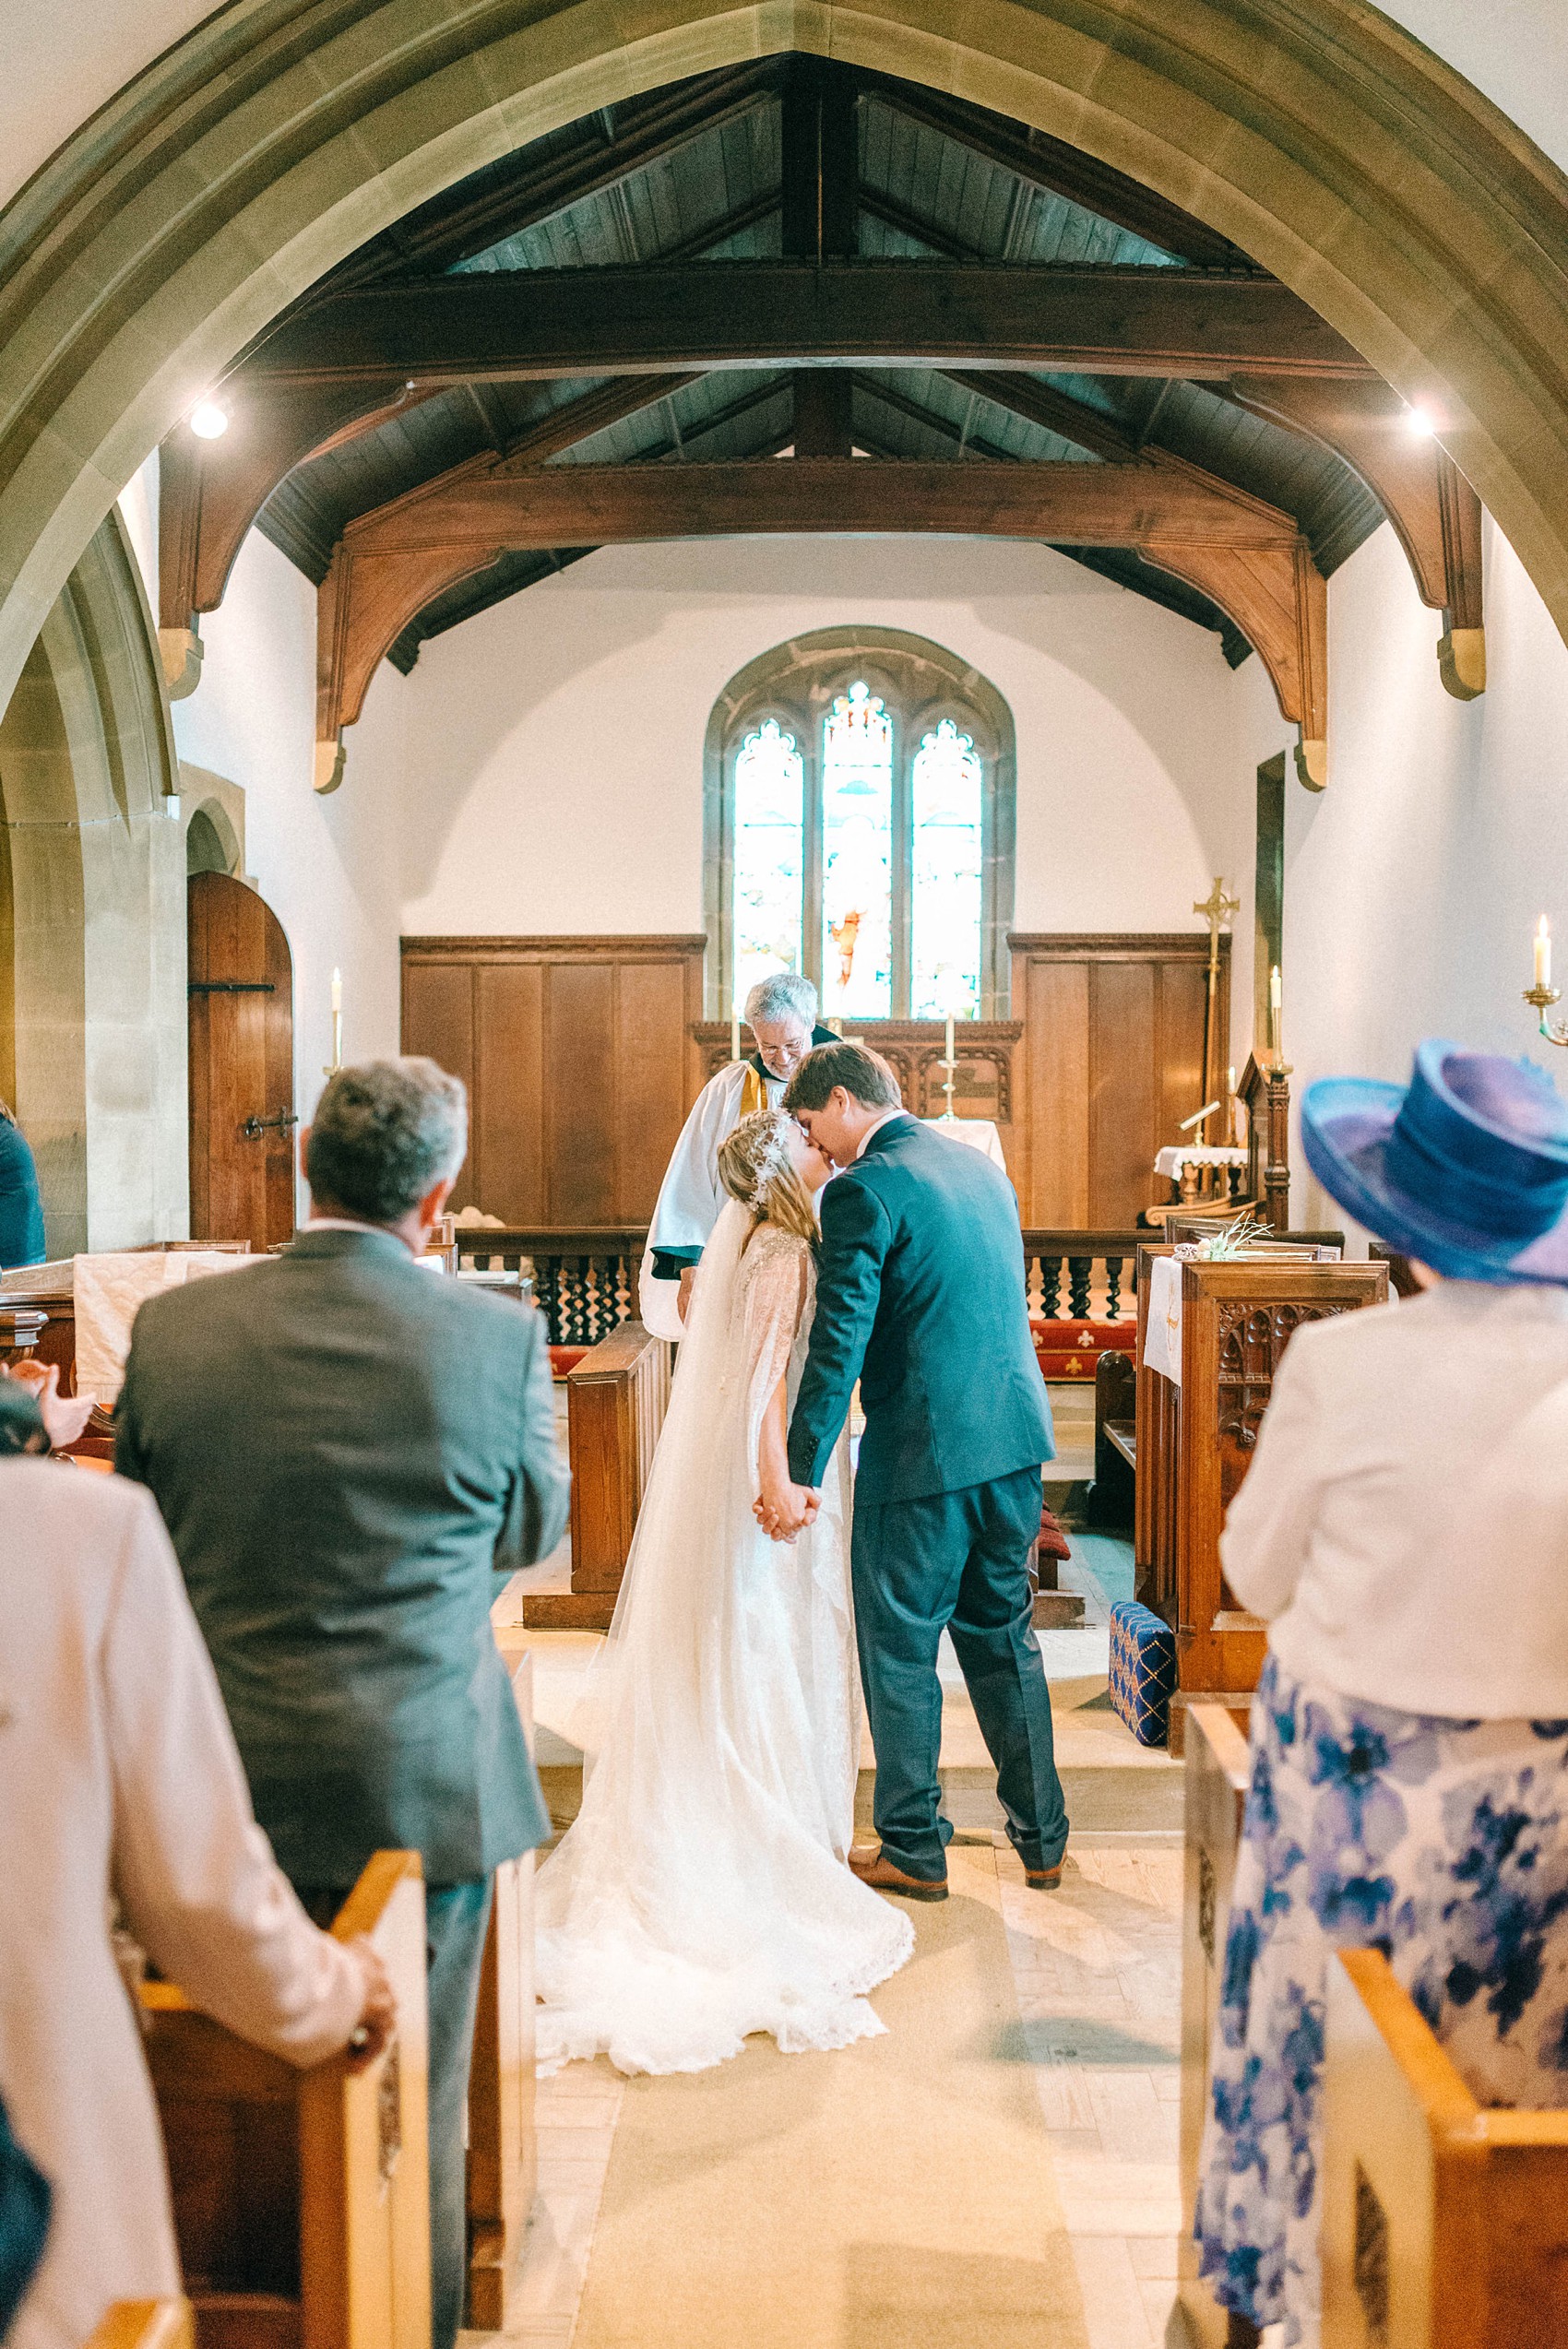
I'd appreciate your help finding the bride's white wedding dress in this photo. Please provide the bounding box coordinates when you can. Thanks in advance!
[534,1201,914,2076]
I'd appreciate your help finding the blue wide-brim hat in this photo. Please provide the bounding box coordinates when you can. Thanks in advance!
[1301,1040,1568,1286]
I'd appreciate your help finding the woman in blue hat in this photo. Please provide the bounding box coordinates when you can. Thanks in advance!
[1196,1042,1568,2347]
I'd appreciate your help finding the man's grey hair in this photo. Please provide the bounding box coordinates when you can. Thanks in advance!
[305,1058,468,1224]
[744,970,818,1029]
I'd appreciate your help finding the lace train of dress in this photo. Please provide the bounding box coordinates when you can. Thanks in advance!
[534,1205,913,2076]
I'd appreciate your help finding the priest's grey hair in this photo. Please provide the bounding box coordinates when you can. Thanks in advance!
[744,970,817,1029]
[306,1057,468,1223]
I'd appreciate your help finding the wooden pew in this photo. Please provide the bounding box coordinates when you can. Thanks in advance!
[1323,1951,1568,2348]
[140,1851,430,2349]
[88,2307,195,2349]
[1175,1702,1253,2349]
[1135,1249,1386,1750]
[465,1650,539,2329]
[1087,1344,1136,1529]
[523,1319,672,1630]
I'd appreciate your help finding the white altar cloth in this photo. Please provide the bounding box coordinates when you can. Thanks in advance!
[923,1117,1007,1169]
[73,1251,255,1406]
[1143,1255,1186,1387]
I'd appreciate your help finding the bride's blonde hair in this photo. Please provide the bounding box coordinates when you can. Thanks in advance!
[717,1109,819,1251]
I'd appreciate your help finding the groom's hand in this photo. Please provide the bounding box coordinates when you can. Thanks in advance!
[754,1481,820,1542]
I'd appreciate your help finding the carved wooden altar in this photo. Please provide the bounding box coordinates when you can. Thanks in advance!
[1135,1248,1387,1746]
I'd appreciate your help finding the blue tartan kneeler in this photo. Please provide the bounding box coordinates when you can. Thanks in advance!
[1108,1600,1178,1747]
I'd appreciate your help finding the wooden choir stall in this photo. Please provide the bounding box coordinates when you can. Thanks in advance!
[1320,1953,1568,2348]
[140,1852,431,2349]
[1134,1243,1386,1750]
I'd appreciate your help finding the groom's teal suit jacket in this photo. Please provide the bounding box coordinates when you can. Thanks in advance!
[788,1115,1054,1501]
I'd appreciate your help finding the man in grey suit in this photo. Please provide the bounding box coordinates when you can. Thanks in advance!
[117,1059,567,2349]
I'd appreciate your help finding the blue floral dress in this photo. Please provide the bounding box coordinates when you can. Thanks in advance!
[1195,1653,1568,2345]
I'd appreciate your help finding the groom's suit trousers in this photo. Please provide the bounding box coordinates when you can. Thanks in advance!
[851,1465,1068,1881]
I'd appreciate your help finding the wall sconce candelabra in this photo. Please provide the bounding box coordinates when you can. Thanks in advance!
[1524,918,1568,1047]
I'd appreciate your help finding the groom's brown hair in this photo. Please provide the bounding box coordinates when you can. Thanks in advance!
[784,1040,901,1114]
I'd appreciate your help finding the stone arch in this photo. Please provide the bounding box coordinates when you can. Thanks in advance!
[185,798,241,878]
[5,0,1568,714]
[0,508,185,1250]
[703,624,1017,1019]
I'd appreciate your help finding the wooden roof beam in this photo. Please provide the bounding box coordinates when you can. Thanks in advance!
[158,370,706,636]
[856,73,1253,271]
[322,63,781,288]
[1229,374,1485,696]
[246,264,1372,388]
[314,457,1324,785]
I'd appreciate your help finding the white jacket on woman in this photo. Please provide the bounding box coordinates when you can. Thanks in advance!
[1222,1279,1568,1719]
[0,1464,364,2349]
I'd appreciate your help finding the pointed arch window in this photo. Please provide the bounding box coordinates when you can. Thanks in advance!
[711,637,1014,1022]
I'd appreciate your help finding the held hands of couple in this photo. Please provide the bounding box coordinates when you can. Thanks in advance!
[754,1479,821,1544]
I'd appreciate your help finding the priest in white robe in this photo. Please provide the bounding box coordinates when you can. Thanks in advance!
[639,971,836,1338]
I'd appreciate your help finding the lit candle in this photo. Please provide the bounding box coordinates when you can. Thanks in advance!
[331,967,342,1014]
[1269,965,1282,1060]
[731,1002,742,1062]
[1537,916,1551,991]
[944,1011,955,1067]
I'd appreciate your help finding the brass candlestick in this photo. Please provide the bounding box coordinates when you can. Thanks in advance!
[1524,982,1568,1047]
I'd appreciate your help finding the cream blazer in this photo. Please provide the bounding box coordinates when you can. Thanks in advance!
[1221,1279,1568,1718]
[0,1464,364,2349]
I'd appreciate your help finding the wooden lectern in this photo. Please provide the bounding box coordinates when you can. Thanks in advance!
[1135,1247,1387,1750]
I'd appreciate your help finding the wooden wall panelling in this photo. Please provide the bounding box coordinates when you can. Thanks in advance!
[1019,962,1089,1225]
[399,937,706,1228]
[543,960,616,1225]
[1089,957,1158,1227]
[615,959,695,1217]
[400,958,477,1204]
[1011,935,1229,1228]
[475,963,543,1224]
[1157,953,1218,1162]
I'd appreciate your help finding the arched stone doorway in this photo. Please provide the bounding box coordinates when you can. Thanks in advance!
[3,0,1568,718]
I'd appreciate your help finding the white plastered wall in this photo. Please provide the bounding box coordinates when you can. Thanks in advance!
[1229,514,1568,1237]
[375,535,1259,1031]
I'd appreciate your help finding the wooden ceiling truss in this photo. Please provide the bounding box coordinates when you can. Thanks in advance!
[314,457,1326,789]
[155,56,1486,780]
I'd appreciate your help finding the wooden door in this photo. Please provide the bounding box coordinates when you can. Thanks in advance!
[188,872,295,1248]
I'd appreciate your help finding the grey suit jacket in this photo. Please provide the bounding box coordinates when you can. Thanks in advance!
[115,1228,569,1888]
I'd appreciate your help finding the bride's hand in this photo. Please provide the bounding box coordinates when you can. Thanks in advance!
[755,1480,820,1543]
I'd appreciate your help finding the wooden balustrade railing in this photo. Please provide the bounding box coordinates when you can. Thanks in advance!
[460,1225,1147,1343]
[457,1228,646,1347]
[1021,1231,1145,1322]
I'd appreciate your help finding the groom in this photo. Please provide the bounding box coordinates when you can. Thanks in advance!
[764,1040,1068,1901]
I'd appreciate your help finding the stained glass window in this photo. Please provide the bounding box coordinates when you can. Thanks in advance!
[821,682,894,1020]
[732,718,804,1007]
[910,719,984,1019]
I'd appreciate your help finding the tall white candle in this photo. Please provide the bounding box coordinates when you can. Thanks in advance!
[331,967,342,1014]
[731,1003,742,1062]
[944,1012,955,1066]
[1537,917,1551,991]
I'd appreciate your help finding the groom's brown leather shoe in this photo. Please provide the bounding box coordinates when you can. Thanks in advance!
[849,1845,949,1902]
[1024,1863,1063,1892]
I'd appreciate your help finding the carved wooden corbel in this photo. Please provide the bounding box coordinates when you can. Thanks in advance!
[1228,375,1485,702]
[1143,539,1328,789]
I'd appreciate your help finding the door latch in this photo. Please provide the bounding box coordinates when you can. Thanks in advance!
[240,1109,300,1139]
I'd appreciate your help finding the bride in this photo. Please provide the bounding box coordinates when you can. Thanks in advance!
[534,1109,914,2076]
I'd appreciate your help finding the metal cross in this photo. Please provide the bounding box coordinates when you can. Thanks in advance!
[1194,876,1241,940]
